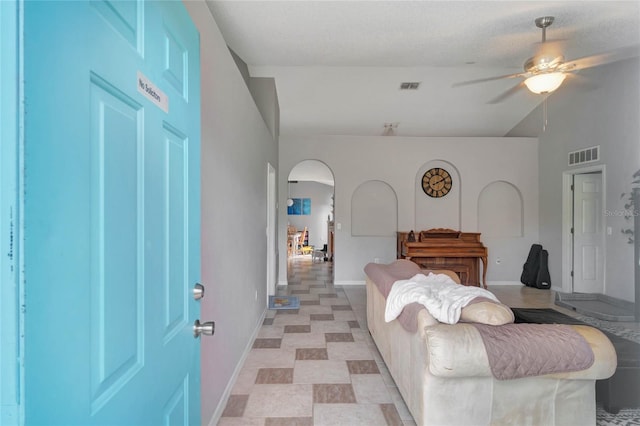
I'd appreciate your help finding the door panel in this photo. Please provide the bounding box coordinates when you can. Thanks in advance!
[24,1,201,424]
[90,74,144,415]
[163,125,189,342]
[92,0,141,51]
[573,173,604,293]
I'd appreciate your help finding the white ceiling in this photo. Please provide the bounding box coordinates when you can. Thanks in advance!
[206,1,640,138]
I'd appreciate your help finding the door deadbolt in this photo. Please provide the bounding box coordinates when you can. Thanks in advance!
[193,283,205,300]
[193,319,215,338]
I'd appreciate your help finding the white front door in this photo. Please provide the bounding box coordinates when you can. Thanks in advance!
[573,172,605,293]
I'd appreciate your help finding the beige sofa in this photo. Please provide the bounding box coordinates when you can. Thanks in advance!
[365,260,617,426]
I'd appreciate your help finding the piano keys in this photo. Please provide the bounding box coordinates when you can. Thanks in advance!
[397,228,488,288]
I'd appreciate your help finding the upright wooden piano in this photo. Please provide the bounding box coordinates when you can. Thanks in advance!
[397,228,488,288]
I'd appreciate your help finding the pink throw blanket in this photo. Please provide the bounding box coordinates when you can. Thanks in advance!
[473,323,595,380]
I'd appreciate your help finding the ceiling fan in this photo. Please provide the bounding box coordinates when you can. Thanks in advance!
[453,16,639,103]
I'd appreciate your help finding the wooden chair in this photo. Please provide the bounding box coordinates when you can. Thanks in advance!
[299,227,314,255]
[287,226,297,257]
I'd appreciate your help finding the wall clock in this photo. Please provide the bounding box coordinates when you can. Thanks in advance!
[422,168,452,198]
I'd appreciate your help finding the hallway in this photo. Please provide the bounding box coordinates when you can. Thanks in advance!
[218,256,404,425]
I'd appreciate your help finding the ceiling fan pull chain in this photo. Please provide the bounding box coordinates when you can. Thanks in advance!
[542,97,548,132]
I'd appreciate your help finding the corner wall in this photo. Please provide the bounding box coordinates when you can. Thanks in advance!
[184,1,279,423]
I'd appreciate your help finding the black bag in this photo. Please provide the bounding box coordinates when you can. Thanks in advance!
[535,249,551,289]
[521,244,542,287]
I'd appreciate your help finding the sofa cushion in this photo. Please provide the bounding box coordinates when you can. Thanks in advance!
[460,298,515,325]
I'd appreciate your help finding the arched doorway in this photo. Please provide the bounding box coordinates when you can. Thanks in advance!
[286,160,335,276]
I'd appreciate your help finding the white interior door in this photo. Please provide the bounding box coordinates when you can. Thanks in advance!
[573,172,604,293]
[267,163,278,300]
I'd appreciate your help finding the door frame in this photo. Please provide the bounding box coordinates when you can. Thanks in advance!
[562,164,607,293]
[1,1,24,423]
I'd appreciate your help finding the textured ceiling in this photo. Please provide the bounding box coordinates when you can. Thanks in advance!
[206,1,640,137]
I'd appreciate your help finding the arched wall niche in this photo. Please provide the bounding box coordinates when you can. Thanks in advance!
[478,180,524,237]
[351,180,397,236]
[415,160,461,231]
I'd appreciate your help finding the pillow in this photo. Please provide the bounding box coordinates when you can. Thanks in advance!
[459,298,515,325]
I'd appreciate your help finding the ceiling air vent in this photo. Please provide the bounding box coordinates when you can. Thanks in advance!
[399,82,420,90]
[568,146,599,166]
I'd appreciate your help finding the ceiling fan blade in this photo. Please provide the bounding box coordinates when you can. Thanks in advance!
[562,44,640,72]
[452,72,525,88]
[487,81,525,104]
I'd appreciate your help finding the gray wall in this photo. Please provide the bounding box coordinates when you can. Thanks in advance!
[184,1,279,424]
[229,49,280,141]
[509,57,640,301]
[250,77,280,141]
[279,136,539,285]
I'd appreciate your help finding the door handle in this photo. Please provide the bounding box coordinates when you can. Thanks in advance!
[193,283,205,300]
[193,319,215,338]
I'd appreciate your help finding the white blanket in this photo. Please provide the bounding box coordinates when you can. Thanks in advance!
[384,273,500,324]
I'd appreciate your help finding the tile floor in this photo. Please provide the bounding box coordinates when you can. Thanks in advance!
[218,256,639,426]
[218,257,405,426]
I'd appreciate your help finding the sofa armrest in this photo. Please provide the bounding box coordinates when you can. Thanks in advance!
[545,325,617,380]
[424,323,617,380]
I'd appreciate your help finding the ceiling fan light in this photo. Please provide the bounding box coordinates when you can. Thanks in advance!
[524,72,567,94]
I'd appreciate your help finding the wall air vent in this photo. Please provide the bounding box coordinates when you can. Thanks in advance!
[399,82,420,90]
[568,146,599,166]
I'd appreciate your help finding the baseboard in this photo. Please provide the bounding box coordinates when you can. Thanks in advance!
[333,280,366,286]
[279,280,368,286]
[488,281,562,292]
[207,307,267,426]
[487,281,522,286]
